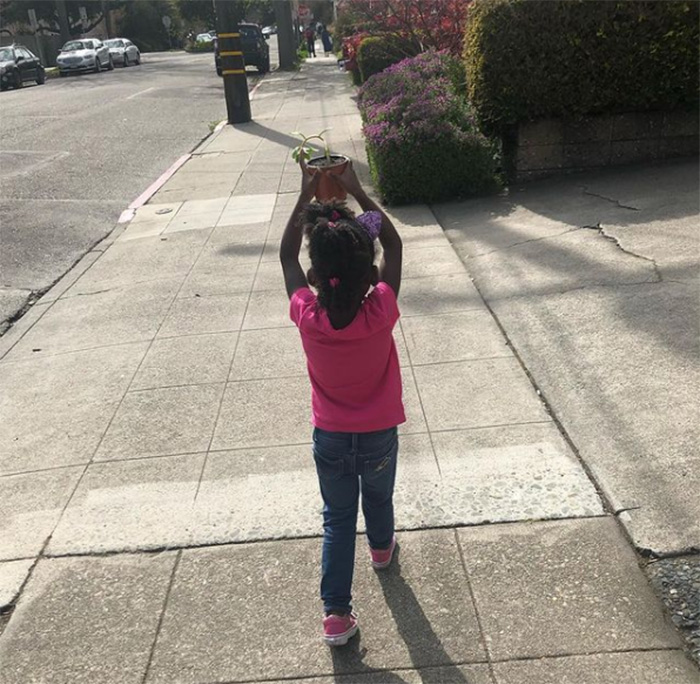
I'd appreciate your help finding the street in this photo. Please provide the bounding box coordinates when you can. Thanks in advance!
[0,43,276,330]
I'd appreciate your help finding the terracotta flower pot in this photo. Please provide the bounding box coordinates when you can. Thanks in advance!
[307,154,349,202]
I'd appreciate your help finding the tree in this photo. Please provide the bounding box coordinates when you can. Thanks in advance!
[0,0,105,36]
[115,0,183,51]
[336,0,471,55]
[177,0,216,29]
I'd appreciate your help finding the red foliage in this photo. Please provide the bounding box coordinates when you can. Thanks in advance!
[337,0,471,56]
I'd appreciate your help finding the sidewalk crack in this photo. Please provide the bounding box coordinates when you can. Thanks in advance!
[465,227,583,259]
[581,223,663,282]
[581,186,640,211]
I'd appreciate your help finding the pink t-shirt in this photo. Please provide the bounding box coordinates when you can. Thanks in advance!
[290,282,406,433]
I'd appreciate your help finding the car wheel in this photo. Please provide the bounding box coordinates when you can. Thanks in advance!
[13,69,23,89]
[123,53,130,67]
[107,56,114,71]
[93,59,101,73]
[136,53,141,65]
[36,67,46,85]
[258,58,270,74]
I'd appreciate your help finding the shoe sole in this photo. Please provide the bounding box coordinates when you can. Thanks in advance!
[323,623,358,646]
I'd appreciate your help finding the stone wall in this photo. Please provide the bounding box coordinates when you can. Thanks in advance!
[509,110,699,182]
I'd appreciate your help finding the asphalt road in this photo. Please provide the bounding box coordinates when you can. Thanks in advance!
[0,43,276,331]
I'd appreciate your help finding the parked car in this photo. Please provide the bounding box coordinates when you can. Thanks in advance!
[262,25,277,38]
[57,38,113,76]
[0,44,45,90]
[196,32,215,44]
[104,38,141,67]
[215,23,270,75]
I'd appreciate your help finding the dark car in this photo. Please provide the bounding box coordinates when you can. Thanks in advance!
[214,23,270,75]
[0,44,45,90]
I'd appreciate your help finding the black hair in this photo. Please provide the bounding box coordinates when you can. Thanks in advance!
[301,200,375,313]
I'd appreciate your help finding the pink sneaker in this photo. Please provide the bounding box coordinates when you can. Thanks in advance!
[370,536,397,569]
[322,611,359,646]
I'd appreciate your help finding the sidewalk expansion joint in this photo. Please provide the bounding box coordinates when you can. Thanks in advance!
[37,515,611,562]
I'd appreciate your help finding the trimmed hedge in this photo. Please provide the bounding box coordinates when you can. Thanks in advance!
[464,0,700,133]
[358,51,499,205]
[357,35,420,83]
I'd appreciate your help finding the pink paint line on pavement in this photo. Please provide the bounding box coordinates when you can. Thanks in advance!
[118,209,136,224]
[127,154,191,212]
[120,73,270,224]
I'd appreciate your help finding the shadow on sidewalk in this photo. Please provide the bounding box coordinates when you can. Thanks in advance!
[329,546,474,683]
[230,121,372,178]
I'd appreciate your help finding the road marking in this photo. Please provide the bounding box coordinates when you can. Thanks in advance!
[126,86,155,100]
[0,150,69,179]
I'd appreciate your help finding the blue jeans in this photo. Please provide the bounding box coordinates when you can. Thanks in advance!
[312,426,399,614]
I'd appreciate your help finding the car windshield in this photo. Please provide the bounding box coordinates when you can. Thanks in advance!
[240,27,258,39]
[105,40,124,48]
[0,48,12,61]
[62,41,90,51]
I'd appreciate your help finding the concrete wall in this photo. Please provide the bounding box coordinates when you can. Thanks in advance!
[510,110,699,182]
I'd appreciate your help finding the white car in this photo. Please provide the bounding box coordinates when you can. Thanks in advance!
[57,38,113,75]
[196,33,215,43]
[104,38,141,67]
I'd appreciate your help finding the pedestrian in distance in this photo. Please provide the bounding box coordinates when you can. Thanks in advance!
[279,159,404,647]
[321,25,333,56]
[304,24,317,57]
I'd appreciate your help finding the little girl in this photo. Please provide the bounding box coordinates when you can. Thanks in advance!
[279,160,404,646]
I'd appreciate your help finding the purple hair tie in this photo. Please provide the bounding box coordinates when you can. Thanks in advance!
[330,210,341,221]
[356,211,382,241]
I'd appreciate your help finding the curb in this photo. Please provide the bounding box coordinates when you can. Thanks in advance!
[118,68,272,222]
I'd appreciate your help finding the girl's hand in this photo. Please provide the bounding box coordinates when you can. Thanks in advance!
[336,161,364,198]
[299,157,320,202]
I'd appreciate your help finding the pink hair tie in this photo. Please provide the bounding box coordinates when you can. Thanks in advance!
[330,210,341,220]
[328,221,336,228]
[329,277,340,288]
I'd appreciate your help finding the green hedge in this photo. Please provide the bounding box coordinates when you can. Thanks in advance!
[367,131,499,205]
[464,0,700,132]
[357,35,419,83]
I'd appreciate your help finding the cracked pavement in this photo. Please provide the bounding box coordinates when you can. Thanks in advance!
[434,159,699,556]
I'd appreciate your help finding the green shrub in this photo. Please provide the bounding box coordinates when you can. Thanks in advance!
[464,0,700,133]
[359,51,500,204]
[357,35,419,83]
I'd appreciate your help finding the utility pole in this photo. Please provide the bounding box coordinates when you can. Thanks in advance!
[214,0,251,124]
[274,0,296,70]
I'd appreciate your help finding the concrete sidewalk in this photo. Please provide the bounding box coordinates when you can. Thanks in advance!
[0,59,697,683]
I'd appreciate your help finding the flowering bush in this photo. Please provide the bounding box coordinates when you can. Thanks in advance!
[337,0,471,56]
[358,51,499,204]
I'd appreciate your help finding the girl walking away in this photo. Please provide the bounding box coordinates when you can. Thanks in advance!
[304,24,317,57]
[279,160,404,646]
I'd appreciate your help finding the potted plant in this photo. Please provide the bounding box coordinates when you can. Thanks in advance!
[291,129,349,201]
